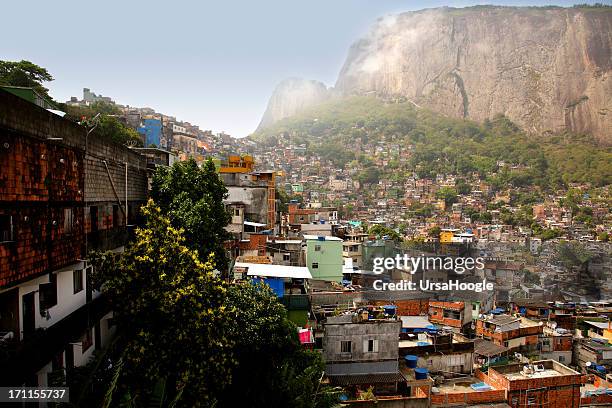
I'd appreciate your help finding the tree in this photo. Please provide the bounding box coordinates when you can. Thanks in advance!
[90,200,234,407]
[151,158,231,272]
[428,226,441,238]
[436,187,458,207]
[97,115,142,146]
[368,224,402,242]
[218,282,340,408]
[0,60,53,99]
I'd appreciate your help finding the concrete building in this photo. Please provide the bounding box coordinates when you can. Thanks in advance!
[323,313,402,383]
[399,331,475,375]
[304,235,343,282]
[0,89,148,386]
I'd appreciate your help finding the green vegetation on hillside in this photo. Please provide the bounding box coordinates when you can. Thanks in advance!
[252,96,611,189]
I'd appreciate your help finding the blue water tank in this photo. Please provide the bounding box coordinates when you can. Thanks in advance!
[383,305,397,316]
[404,355,418,368]
[414,368,429,380]
[417,341,431,346]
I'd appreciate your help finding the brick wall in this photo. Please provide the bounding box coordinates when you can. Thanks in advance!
[371,299,429,316]
[0,89,147,288]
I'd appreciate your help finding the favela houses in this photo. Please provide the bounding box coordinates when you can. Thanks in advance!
[1,1,612,407]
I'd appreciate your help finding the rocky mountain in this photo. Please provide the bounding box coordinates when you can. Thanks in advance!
[259,6,611,142]
[256,78,331,131]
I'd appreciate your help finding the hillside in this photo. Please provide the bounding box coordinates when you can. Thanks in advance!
[252,96,611,188]
[259,5,612,142]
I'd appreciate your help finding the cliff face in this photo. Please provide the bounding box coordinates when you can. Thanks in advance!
[256,78,330,131]
[335,6,612,142]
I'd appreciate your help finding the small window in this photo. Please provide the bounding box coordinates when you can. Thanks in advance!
[364,339,379,352]
[315,245,321,251]
[40,274,58,310]
[81,328,93,352]
[559,355,565,362]
[234,208,240,217]
[527,395,536,405]
[64,208,74,234]
[340,341,352,353]
[312,262,319,269]
[283,253,290,261]
[0,214,14,242]
[73,269,84,294]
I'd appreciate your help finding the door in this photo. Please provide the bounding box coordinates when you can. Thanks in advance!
[22,292,35,338]
[90,206,98,232]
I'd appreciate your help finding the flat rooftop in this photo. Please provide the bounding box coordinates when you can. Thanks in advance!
[504,369,562,381]
[492,360,580,381]
[436,376,498,394]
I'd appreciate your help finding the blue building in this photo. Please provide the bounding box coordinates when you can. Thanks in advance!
[137,118,162,147]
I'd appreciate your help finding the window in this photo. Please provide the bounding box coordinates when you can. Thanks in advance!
[340,341,352,353]
[81,328,93,352]
[39,274,58,310]
[283,253,290,261]
[312,262,318,269]
[0,215,14,242]
[527,395,536,405]
[73,269,84,294]
[443,309,461,320]
[113,205,119,228]
[472,304,478,311]
[314,244,321,251]
[63,208,74,234]
[559,355,565,362]
[364,339,379,352]
[233,208,241,217]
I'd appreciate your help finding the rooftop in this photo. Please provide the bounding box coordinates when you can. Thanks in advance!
[492,360,580,381]
[235,262,312,279]
[303,235,343,241]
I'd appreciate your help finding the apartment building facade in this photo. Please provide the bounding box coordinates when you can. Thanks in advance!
[0,89,148,386]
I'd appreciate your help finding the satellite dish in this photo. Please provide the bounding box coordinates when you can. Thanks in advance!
[586,362,593,367]
[538,321,544,326]
[550,322,558,329]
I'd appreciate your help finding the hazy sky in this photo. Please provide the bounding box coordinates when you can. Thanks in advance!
[2,0,604,137]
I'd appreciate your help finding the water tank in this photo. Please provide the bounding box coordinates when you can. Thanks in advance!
[383,305,397,316]
[417,341,431,346]
[404,355,418,368]
[414,368,429,380]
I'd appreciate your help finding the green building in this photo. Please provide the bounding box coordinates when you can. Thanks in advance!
[0,86,57,110]
[304,235,343,282]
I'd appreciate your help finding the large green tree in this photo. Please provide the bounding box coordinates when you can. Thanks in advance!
[151,158,231,273]
[219,282,340,408]
[91,200,234,407]
[0,60,53,99]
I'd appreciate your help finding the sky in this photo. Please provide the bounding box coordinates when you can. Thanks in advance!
[1,0,605,137]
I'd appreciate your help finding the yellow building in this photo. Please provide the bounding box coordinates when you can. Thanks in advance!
[439,228,459,244]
